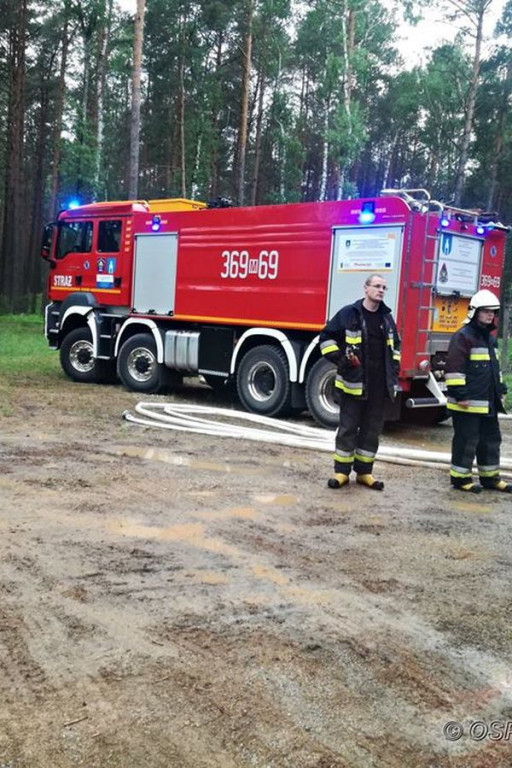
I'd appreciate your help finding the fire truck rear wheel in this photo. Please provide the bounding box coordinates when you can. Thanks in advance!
[305,357,339,429]
[117,333,164,393]
[60,327,108,384]
[237,345,292,417]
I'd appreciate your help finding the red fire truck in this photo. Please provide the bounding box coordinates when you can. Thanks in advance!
[41,189,507,428]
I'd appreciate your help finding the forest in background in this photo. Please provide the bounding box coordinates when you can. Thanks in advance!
[1,0,512,312]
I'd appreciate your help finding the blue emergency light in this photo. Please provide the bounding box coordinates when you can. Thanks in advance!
[358,202,376,225]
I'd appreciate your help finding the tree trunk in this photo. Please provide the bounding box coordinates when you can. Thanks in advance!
[234,0,254,206]
[319,91,330,201]
[452,3,488,205]
[49,1,70,218]
[179,61,186,197]
[299,65,310,200]
[0,0,28,312]
[337,3,354,200]
[178,12,187,198]
[209,30,224,200]
[486,60,512,211]
[95,0,113,195]
[27,69,52,310]
[250,66,266,205]
[128,0,146,199]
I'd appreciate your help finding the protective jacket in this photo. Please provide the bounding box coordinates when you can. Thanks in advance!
[445,320,507,414]
[319,299,401,400]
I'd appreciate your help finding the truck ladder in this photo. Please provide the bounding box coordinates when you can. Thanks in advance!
[383,188,441,360]
[382,188,443,410]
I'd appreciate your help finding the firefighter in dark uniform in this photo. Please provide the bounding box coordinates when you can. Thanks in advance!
[445,289,512,493]
[319,274,401,491]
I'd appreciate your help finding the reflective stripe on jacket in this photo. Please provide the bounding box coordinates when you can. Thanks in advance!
[445,320,507,414]
[319,298,401,400]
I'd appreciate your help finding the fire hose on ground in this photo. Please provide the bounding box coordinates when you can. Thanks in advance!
[122,402,512,476]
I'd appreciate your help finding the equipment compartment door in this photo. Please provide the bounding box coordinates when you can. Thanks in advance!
[328,226,404,319]
[132,233,178,315]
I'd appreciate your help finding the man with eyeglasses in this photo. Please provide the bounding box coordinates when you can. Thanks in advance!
[319,274,401,491]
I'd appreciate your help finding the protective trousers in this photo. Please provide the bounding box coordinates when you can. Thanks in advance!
[450,412,502,486]
[334,387,386,476]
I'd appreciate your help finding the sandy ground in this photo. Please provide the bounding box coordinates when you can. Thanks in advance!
[1,374,512,768]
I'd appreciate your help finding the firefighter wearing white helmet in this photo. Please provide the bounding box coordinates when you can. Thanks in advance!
[445,289,511,493]
[465,289,501,322]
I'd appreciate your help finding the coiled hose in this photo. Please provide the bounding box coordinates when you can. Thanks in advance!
[122,402,512,474]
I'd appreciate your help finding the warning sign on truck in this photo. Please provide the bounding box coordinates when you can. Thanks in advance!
[435,234,482,296]
[432,294,469,332]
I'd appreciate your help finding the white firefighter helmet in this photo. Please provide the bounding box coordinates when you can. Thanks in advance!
[466,289,500,322]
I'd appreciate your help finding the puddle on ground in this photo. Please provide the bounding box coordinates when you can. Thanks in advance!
[316,500,355,513]
[276,523,296,534]
[253,494,298,506]
[110,445,262,475]
[181,570,230,585]
[243,593,273,606]
[366,516,386,527]
[444,546,480,561]
[452,501,494,514]
[286,586,333,606]
[107,519,241,558]
[194,507,260,521]
[252,564,290,586]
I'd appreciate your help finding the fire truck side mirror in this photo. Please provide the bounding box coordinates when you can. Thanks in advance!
[41,222,57,266]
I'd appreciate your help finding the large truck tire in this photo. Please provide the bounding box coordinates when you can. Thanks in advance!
[60,327,109,384]
[305,357,339,429]
[117,333,165,393]
[236,345,291,417]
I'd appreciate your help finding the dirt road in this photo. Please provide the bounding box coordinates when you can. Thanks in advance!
[1,374,512,767]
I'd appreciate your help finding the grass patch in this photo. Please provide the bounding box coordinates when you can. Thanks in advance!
[2,315,512,413]
[0,314,60,386]
[503,374,512,411]
[499,339,512,410]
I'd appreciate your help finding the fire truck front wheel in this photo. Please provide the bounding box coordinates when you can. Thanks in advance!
[60,327,109,384]
[236,345,292,417]
[117,333,164,393]
[305,357,339,429]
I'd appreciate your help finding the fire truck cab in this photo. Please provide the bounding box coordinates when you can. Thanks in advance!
[41,190,508,428]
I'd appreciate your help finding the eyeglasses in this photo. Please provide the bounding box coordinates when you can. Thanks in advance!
[368,283,387,291]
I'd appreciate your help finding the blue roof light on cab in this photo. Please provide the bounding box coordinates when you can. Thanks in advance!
[359,201,376,225]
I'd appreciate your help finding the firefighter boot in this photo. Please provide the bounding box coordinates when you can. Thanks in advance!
[451,479,483,493]
[327,473,350,489]
[481,479,512,493]
[356,474,384,491]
